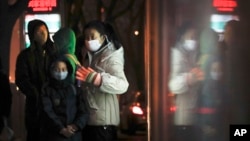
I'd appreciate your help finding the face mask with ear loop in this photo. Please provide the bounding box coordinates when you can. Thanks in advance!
[52,71,68,80]
[86,40,102,52]
[86,35,108,52]
[104,35,110,43]
[183,39,197,51]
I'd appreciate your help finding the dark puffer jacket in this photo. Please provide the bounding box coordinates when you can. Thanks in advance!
[40,57,89,141]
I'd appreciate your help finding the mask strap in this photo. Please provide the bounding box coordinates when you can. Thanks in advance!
[104,35,110,43]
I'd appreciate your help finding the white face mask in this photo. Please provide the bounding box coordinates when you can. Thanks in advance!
[52,71,68,80]
[86,39,102,52]
[210,71,221,80]
[183,40,197,50]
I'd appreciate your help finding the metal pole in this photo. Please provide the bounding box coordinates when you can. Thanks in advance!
[145,0,173,140]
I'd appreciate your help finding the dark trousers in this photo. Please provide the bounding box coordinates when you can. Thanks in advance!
[0,116,4,133]
[82,125,118,141]
[26,125,40,141]
[25,115,40,141]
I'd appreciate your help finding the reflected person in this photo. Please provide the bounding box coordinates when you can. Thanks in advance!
[168,22,203,141]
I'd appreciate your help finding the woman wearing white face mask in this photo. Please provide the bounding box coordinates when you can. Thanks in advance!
[76,20,129,141]
[40,57,89,141]
[168,22,204,141]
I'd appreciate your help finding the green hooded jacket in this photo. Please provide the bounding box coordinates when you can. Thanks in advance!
[53,27,79,83]
[198,27,219,71]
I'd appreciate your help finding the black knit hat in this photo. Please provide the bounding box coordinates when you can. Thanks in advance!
[27,19,48,42]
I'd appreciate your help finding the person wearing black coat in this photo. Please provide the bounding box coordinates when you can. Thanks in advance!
[0,59,13,139]
[40,57,89,141]
[15,19,57,141]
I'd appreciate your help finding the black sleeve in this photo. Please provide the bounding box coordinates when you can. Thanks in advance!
[0,72,12,117]
[73,87,89,130]
[15,51,39,98]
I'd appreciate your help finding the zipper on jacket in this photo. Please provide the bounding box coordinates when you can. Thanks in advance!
[43,50,46,57]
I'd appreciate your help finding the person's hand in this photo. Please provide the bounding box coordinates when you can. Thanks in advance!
[189,67,204,84]
[76,66,94,81]
[67,124,78,133]
[76,66,101,86]
[59,128,74,138]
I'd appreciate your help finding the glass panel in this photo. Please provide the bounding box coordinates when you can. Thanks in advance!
[165,0,250,141]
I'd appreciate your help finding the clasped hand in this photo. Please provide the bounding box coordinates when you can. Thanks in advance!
[190,67,204,83]
[60,124,78,138]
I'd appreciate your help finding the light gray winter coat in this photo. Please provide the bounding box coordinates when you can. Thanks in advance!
[83,42,129,126]
[168,43,200,125]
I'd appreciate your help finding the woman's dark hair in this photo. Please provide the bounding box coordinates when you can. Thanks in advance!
[83,20,121,49]
[176,21,195,42]
[75,35,85,61]
[225,20,240,37]
[225,20,239,30]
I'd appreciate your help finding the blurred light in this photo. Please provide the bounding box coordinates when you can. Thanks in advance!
[9,76,15,83]
[197,107,216,114]
[210,14,239,33]
[134,30,139,36]
[170,106,176,112]
[101,7,105,13]
[135,91,141,97]
[136,102,141,106]
[28,0,57,12]
[132,106,143,115]
[217,7,233,12]
[213,0,237,12]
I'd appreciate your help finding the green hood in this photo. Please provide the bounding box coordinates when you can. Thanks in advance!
[53,28,78,84]
[53,27,76,54]
[199,27,219,55]
[199,28,219,71]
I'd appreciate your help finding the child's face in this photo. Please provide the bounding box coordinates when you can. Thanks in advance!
[52,61,68,80]
[54,61,68,73]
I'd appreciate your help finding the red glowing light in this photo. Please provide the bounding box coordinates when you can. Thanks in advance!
[170,106,177,112]
[217,7,234,12]
[28,0,57,12]
[213,0,237,12]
